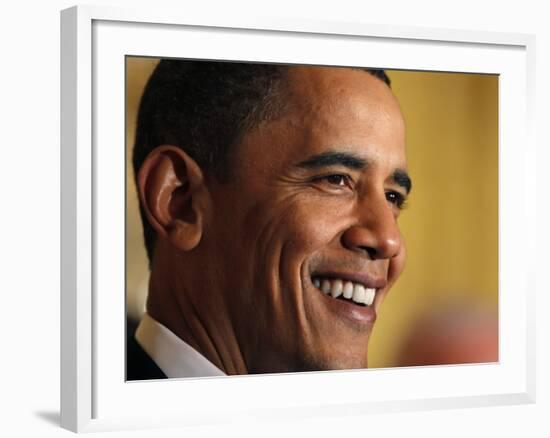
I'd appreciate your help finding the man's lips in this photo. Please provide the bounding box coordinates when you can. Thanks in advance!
[311,271,387,290]
[309,271,387,324]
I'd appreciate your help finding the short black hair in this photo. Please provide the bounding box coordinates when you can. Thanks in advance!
[132,59,391,266]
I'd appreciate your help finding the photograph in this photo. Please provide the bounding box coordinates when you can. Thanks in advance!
[125,57,499,380]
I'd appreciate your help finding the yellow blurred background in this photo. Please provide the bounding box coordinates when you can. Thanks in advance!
[126,58,498,368]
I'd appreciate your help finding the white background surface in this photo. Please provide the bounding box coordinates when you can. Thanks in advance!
[1,0,547,437]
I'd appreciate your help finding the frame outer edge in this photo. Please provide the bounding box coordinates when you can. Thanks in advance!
[78,4,531,47]
[60,4,536,432]
[61,5,94,432]
[60,5,78,433]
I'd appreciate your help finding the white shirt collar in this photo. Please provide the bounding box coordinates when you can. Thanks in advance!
[135,312,226,378]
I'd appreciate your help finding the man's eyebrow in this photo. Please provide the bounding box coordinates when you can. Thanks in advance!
[295,151,368,170]
[295,151,412,193]
[393,169,412,194]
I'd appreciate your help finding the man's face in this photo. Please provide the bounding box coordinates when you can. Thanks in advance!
[201,66,409,373]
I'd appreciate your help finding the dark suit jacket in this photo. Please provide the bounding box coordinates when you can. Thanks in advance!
[126,317,167,381]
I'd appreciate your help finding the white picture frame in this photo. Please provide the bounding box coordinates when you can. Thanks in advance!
[60,4,536,433]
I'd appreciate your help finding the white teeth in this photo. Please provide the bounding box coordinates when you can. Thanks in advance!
[330,279,343,298]
[313,277,376,306]
[364,288,376,306]
[352,284,366,304]
[343,281,354,299]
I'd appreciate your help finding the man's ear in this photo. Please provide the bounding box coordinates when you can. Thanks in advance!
[137,145,209,252]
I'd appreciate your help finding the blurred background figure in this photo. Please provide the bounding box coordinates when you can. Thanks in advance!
[394,300,498,366]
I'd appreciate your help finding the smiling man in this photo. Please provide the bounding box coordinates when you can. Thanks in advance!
[127,60,411,379]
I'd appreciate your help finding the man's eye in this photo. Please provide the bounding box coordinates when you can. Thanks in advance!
[318,174,351,187]
[325,174,347,186]
[386,191,407,209]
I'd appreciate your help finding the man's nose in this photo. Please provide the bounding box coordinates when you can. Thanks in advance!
[341,197,402,260]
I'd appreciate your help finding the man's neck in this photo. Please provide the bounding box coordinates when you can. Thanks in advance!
[146,250,248,375]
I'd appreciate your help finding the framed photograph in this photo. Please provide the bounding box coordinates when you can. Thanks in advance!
[61,5,536,433]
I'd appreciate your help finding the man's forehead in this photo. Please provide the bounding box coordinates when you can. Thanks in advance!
[285,66,393,103]
[282,66,405,132]
[233,65,407,179]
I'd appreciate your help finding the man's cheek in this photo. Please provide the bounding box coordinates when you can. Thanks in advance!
[287,210,345,250]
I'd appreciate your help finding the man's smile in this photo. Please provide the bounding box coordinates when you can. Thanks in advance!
[313,276,377,306]
[306,268,389,327]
